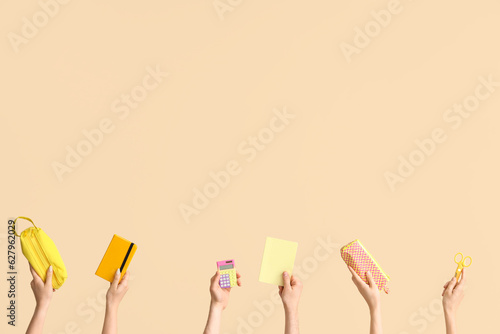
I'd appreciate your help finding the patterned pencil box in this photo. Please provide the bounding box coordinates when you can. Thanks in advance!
[341,239,390,294]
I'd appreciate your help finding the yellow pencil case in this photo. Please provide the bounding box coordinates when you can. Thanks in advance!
[341,239,390,294]
[13,217,68,289]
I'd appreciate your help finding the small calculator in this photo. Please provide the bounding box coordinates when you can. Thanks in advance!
[217,259,237,288]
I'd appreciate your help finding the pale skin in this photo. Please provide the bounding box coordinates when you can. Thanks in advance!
[348,266,382,334]
[26,265,55,334]
[203,270,242,334]
[278,271,303,334]
[102,269,130,334]
[442,268,466,334]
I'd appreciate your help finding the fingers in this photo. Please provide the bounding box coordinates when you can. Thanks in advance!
[211,271,220,289]
[119,271,130,286]
[456,267,466,288]
[236,271,242,287]
[445,276,457,295]
[290,275,301,288]
[366,271,376,288]
[282,271,291,288]
[348,266,363,285]
[45,266,53,288]
[29,264,42,282]
[111,269,121,289]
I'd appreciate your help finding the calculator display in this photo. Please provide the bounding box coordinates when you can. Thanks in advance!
[220,264,234,270]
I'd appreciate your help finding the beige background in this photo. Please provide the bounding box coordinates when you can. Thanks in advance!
[1,0,499,333]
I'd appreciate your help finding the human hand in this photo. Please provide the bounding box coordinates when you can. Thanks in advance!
[348,266,381,311]
[442,268,466,316]
[209,271,242,311]
[278,272,303,313]
[106,269,130,311]
[30,265,54,310]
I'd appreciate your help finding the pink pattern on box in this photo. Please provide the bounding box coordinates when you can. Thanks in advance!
[341,240,390,294]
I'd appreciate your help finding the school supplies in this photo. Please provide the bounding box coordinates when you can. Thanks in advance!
[454,253,471,280]
[217,259,237,288]
[13,217,68,289]
[259,237,298,286]
[341,239,390,294]
[95,235,137,282]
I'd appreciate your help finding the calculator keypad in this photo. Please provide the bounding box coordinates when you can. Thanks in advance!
[219,270,237,288]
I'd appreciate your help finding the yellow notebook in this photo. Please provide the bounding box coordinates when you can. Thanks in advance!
[95,235,137,282]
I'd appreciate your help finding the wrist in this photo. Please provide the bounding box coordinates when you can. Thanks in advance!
[35,301,50,312]
[444,308,456,319]
[106,302,119,313]
[284,304,299,315]
[369,304,381,316]
[210,301,224,313]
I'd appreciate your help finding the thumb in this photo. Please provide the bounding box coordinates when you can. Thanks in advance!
[111,269,121,289]
[45,266,53,288]
[282,271,291,288]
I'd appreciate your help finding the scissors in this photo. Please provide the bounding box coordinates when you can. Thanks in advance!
[454,253,472,280]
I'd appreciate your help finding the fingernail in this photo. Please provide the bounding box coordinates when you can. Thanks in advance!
[48,266,53,272]
[116,268,121,275]
[283,272,288,277]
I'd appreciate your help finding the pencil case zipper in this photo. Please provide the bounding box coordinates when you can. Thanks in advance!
[356,240,390,280]
[27,230,62,286]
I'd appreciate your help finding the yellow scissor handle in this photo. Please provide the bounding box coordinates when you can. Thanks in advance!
[454,253,472,279]
[454,253,472,266]
[12,216,38,237]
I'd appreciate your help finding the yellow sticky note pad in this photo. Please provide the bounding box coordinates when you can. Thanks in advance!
[259,237,298,286]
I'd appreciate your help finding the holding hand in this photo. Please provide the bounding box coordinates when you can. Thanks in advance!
[278,272,303,312]
[442,268,466,334]
[30,265,54,309]
[278,272,302,334]
[348,266,380,311]
[442,268,466,315]
[209,270,242,311]
[203,271,242,334]
[26,265,55,334]
[348,266,382,334]
[106,269,130,311]
[102,269,130,334]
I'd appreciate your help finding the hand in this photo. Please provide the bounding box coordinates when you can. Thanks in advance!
[442,268,466,315]
[348,266,381,311]
[30,265,54,310]
[278,272,303,312]
[106,269,130,311]
[209,271,242,311]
